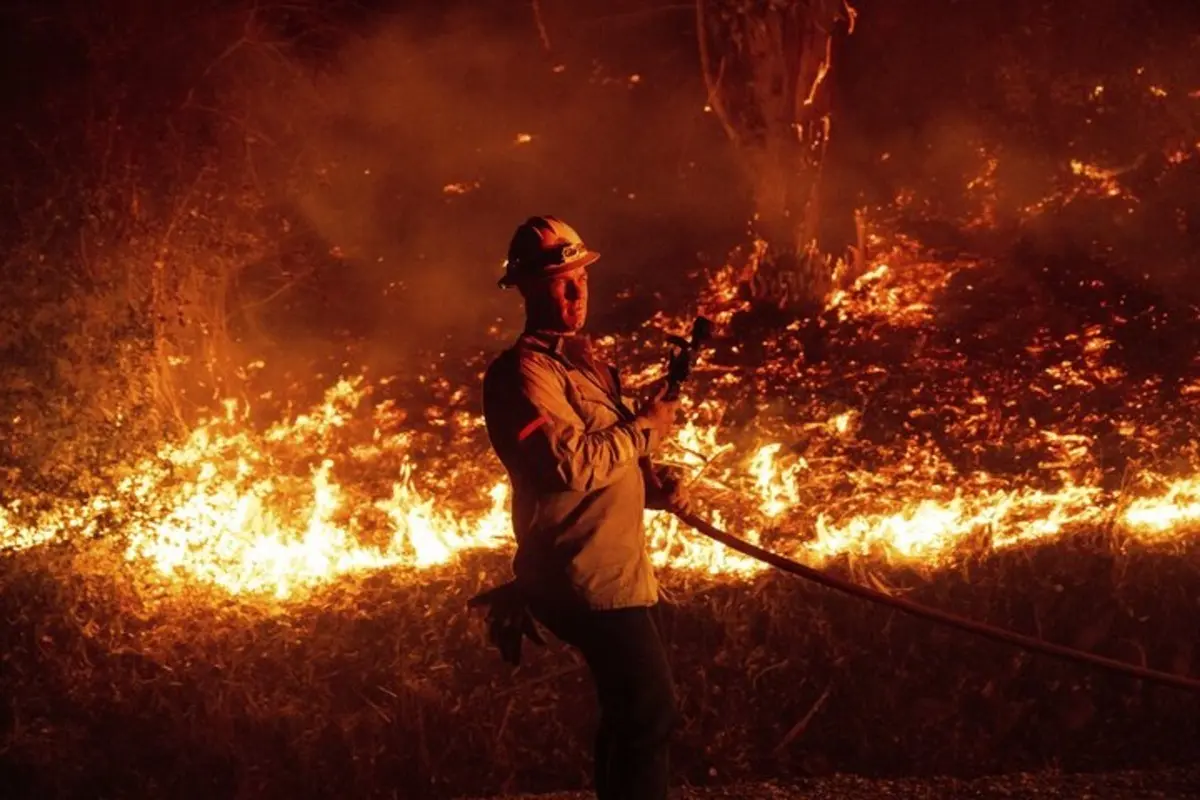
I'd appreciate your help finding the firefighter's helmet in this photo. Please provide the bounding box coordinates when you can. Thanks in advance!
[498,215,600,289]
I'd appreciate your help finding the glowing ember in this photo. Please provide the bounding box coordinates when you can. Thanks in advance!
[827,246,967,325]
[1070,159,1130,199]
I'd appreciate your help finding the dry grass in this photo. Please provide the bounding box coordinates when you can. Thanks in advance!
[467,768,1200,800]
[2,530,1198,800]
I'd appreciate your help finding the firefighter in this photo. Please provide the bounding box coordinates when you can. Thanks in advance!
[477,215,689,800]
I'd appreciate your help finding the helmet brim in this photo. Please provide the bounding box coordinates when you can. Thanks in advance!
[498,250,600,289]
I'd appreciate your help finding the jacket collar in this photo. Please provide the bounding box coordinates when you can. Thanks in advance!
[518,329,629,416]
[519,328,575,356]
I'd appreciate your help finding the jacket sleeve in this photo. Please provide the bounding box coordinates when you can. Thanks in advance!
[489,355,660,493]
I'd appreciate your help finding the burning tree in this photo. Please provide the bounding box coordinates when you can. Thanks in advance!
[696,0,857,312]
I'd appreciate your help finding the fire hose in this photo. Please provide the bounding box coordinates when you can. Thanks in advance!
[470,502,1200,693]
[470,317,1200,693]
[674,509,1200,693]
[659,317,1200,694]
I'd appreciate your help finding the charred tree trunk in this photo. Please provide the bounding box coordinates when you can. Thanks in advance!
[698,0,855,314]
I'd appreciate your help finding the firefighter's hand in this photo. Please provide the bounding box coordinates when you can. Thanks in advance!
[637,388,680,444]
[657,468,692,516]
[467,581,545,667]
[644,463,692,515]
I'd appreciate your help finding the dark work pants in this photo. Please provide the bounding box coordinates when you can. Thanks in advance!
[530,602,678,800]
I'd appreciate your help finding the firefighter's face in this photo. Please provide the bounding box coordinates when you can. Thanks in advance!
[523,269,588,332]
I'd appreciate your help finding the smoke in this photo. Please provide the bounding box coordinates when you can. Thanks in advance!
[235,3,745,367]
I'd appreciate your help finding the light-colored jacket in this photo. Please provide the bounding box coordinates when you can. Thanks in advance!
[482,330,662,610]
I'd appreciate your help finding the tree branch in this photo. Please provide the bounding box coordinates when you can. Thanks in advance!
[530,0,552,52]
[695,0,740,147]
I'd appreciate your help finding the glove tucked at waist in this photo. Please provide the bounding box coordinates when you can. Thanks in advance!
[467,580,546,666]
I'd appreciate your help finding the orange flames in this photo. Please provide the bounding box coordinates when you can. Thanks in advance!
[3,228,1200,601]
[3,380,513,598]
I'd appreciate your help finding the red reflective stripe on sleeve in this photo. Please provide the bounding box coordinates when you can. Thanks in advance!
[517,416,549,442]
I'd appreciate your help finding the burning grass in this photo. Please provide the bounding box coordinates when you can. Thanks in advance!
[4,212,1200,796]
[2,1,1199,794]
[6,236,1200,592]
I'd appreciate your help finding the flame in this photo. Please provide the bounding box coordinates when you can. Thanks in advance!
[749,444,806,519]
[4,235,1200,600]
[3,378,510,599]
[1122,478,1200,536]
[808,481,1104,565]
